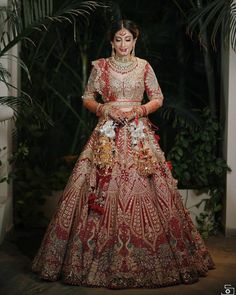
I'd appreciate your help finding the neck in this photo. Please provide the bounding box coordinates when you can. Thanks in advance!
[114,55,133,62]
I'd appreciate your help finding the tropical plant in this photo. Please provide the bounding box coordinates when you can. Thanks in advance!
[11,0,225,229]
[187,0,236,52]
[167,107,230,237]
[171,0,236,116]
[168,107,229,188]
[0,0,100,114]
[168,0,233,237]
[0,0,102,227]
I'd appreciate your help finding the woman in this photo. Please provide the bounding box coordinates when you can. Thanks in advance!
[32,19,215,288]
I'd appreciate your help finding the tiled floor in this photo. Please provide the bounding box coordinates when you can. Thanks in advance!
[0,232,236,295]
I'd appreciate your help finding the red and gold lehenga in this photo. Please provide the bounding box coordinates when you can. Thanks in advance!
[32,57,215,288]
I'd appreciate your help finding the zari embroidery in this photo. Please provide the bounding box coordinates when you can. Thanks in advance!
[129,120,157,177]
[93,120,117,171]
[82,57,164,104]
[32,56,215,289]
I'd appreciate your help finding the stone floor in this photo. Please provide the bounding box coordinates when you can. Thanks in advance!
[0,231,236,295]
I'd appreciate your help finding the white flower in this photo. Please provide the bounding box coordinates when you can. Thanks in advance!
[100,120,117,139]
[129,121,146,145]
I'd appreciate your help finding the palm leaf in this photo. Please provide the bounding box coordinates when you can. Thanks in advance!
[160,100,201,130]
[231,2,236,50]
[1,53,31,81]
[0,62,11,85]
[0,0,102,125]
[186,0,236,51]
[0,0,102,57]
[0,95,53,127]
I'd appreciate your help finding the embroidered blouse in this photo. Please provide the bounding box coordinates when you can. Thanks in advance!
[82,57,164,107]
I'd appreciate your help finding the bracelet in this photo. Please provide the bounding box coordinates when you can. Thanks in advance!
[141,105,148,116]
[102,105,111,119]
[96,103,103,117]
[134,106,147,118]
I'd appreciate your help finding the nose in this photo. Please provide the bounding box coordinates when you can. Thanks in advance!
[121,40,126,46]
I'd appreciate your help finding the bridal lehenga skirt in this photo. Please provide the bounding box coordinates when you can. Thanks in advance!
[32,118,215,288]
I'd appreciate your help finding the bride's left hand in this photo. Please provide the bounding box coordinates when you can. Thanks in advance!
[108,107,128,125]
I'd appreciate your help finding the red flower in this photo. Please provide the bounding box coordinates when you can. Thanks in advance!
[154,134,160,143]
[89,204,104,215]
[166,161,173,170]
[88,193,105,215]
[97,167,112,188]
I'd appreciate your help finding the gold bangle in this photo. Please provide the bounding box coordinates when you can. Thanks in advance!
[103,105,110,119]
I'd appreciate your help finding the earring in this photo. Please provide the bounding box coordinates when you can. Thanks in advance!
[132,46,135,57]
[111,46,115,57]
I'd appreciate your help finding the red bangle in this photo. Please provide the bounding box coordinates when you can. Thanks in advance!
[141,105,147,116]
[96,103,103,117]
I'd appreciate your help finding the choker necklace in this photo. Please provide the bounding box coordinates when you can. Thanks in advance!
[109,56,138,74]
[114,55,133,63]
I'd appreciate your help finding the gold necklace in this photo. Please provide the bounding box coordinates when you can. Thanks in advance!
[114,55,133,63]
[108,56,138,74]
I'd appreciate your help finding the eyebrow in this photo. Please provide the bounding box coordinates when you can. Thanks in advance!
[115,35,132,39]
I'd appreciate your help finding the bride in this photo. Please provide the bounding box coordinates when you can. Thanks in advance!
[32,19,215,288]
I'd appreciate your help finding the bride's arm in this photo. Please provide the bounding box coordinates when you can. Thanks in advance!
[141,98,163,115]
[83,99,99,114]
[125,62,163,121]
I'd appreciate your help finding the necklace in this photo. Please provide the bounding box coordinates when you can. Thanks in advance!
[108,56,138,74]
[114,55,133,63]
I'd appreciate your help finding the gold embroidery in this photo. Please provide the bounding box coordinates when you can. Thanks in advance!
[82,57,163,104]
[144,62,164,102]
[133,144,157,177]
[93,133,115,171]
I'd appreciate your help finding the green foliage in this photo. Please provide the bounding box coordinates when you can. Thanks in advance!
[196,187,224,239]
[0,1,101,227]
[168,108,229,188]
[14,155,72,228]
[0,144,29,184]
[168,107,230,237]
[0,0,100,119]
[0,0,100,57]
[172,0,236,52]
[12,111,76,227]
[7,0,227,234]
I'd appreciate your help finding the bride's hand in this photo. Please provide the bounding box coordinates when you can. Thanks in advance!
[124,109,136,122]
[108,107,127,125]
[124,106,147,122]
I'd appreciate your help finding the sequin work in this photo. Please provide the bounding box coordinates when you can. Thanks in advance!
[32,57,215,289]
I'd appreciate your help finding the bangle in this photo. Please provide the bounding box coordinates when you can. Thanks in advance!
[136,107,143,118]
[141,105,148,116]
[101,105,110,119]
[96,103,103,117]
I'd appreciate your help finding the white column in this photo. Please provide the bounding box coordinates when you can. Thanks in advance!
[223,4,236,236]
[0,0,19,244]
[0,108,14,244]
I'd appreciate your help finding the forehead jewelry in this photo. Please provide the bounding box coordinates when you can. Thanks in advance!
[117,23,127,36]
[118,28,127,36]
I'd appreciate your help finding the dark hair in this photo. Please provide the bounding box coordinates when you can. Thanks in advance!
[109,19,140,41]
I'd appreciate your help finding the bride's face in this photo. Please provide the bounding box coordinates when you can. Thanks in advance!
[111,28,136,58]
